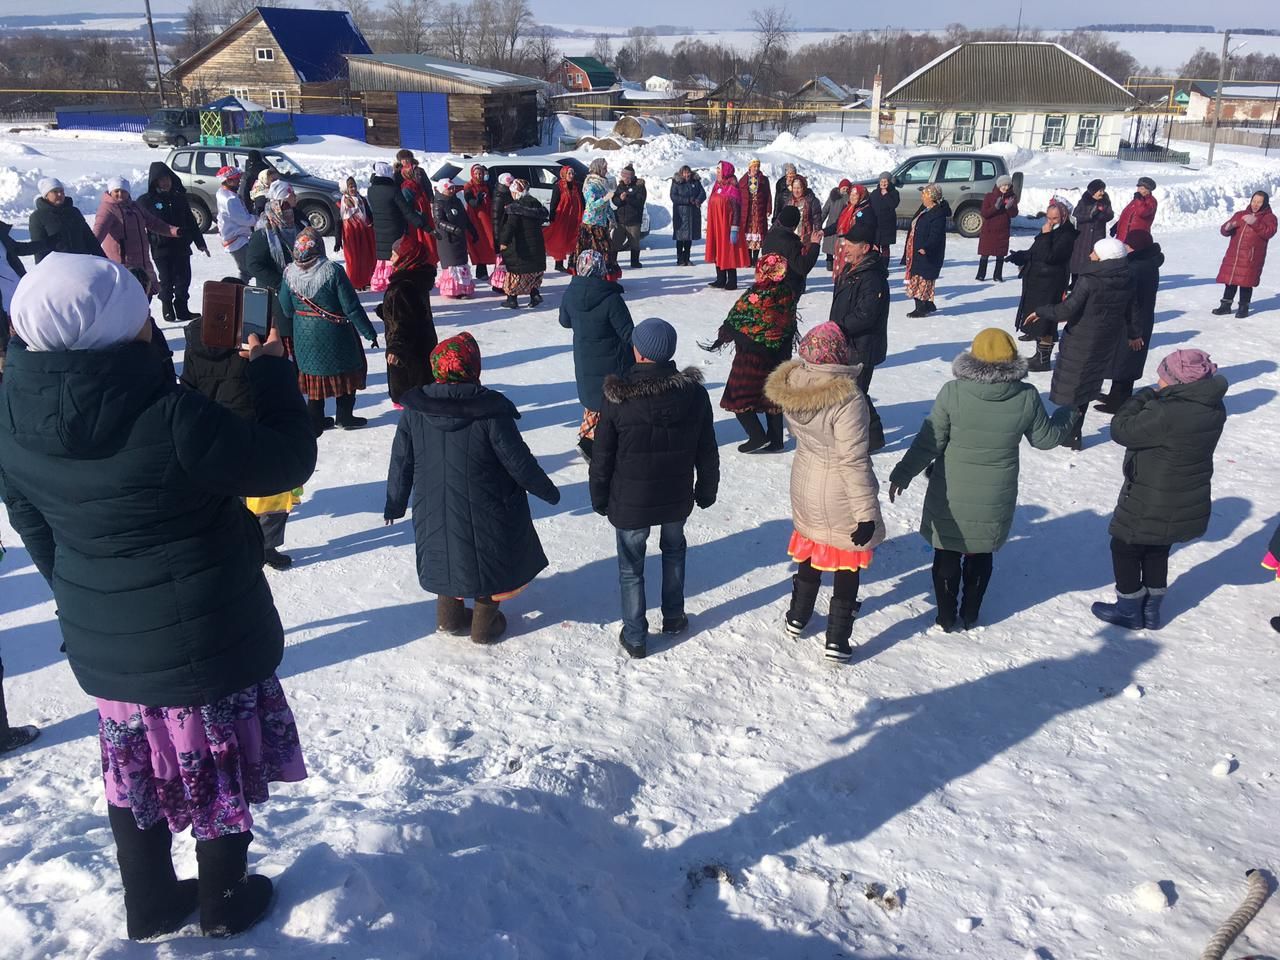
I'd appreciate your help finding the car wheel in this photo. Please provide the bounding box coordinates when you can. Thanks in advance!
[955,203,984,239]
[173,136,187,148]
[188,198,212,234]
[299,201,335,237]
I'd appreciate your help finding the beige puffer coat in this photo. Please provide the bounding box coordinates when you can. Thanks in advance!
[764,359,886,551]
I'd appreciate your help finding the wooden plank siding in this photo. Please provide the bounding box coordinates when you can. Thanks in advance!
[363,91,400,147]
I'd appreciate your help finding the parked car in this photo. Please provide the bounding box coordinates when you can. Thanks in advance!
[143,108,200,149]
[859,153,1024,239]
[165,145,342,237]
[431,154,651,237]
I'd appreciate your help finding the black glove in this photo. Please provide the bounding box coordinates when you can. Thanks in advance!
[369,337,379,349]
[850,521,876,547]
[1109,223,1118,237]
[593,504,608,517]
[695,494,716,510]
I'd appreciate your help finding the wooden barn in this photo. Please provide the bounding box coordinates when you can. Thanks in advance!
[346,54,543,154]
[168,6,371,114]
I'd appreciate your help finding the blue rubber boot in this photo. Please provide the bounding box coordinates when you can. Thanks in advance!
[1091,589,1147,629]
[1143,588,1166,631]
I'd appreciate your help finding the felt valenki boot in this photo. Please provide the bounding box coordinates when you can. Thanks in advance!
[906,298,927,318]
[785,574,821,637]
[436,595,473,636]
[529,289,543,308]
[708,269,726,289]
[761,413,785,452]
[471,597,507,644]
[334,394,367,430]
[1091,588,1147,629]
[195,831,273,938]
[725,269,739,291]
[735,412,769,453]
[108,805,199,941]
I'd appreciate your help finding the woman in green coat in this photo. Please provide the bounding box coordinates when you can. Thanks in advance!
[889,329,1077,631]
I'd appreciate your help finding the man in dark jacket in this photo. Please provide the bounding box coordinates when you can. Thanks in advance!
[828,221,890,450]
[368,162,425,262]
[139,161,210,324]
[762,206,820,298]
[610,164,647,269]
[1009,199,1077,353]
[28,178,104,263]
[590,318,719,658]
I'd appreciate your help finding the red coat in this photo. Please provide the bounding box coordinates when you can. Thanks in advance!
[1216,207,1278,288]
[737,171,772,242]
[705,179,749,269]
[1115,193,1157,243]
[544,175,583,261]
[462,179,496,265]
[977,189,1019,256]
[402,177,439,265]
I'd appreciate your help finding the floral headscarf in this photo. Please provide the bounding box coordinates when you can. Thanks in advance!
[260,193,296,270]
[391,234,430,274]
[576,249,606,278]
[431,331,482,384]
[798,321,850,366]
[714,252,797,353]
[292,227,324,266]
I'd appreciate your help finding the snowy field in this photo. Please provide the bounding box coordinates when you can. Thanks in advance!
[2,129,1280,958]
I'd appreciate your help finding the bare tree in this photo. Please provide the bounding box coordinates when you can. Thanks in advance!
[591,34,613,66]
[622,27,658,78]
[177,3,216,60]
[434,1,473,61]
[323,0,377,38]
[747,5,792,97]
[494,0,535,66]
[383,0,433,54]
[522,25,562,80]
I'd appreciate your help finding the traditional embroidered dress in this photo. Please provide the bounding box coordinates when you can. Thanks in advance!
[707,253,798,413]
[339,190,376,290]
[739,165,772,251]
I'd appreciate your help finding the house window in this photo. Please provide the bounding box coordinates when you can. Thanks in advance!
[1076,114,1100,148]
[917,112,940,145]
[1042,114,1066,147]
[270,90,289,110]
[256,47,274,61]
[229,87,249,100]
[990,113,1014,143]
[953,112,976,146]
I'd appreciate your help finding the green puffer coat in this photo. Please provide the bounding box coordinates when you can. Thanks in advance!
[889,351,1076,553]
[279,258,377,378]
[1108,377,1228,546]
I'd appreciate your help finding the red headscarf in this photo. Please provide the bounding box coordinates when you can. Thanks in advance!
[430,332,481,384]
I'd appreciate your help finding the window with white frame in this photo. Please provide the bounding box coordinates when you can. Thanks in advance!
[1042,114,1066,147]
[256,47,274,61]
[953,112,976,145]
[990,113,1013,143]
[229,87,249,100]
[1076,114,1100,148]
[270,90,288,110]
[917,112,940,145]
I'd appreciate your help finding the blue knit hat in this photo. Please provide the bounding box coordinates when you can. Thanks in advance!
[633,317,677,362]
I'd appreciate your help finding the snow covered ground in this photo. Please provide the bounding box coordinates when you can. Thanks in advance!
[2,130,1280,959]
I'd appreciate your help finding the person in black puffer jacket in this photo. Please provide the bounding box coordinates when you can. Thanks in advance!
[367,162,425,262]
[590,318,719,658]
[867,172,900,255]
[1009,197,1077,352]
[138,160,209,324]
[903,186,950,316]
[1024,236,1135,451]
[28,177,104,263]
[761,206,820,298]
[1096,229,1164,414]
[384,331,560,645]
[0,253,316,941]
[828,221,890,451]
[433,180,479,299]
[497,179,548,308]
[1092,348,1227,631]
[610,163,647,269]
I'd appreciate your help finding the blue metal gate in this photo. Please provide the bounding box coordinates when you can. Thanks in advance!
[396,92,450,152]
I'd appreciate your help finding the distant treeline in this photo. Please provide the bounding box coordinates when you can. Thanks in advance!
[1080,23,1215,33]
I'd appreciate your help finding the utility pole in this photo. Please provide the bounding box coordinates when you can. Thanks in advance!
[1207,30,1230,166]
[143,0,166,107]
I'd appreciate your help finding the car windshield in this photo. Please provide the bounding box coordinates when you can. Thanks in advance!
[153,110,185,124]
[265,153,307,177]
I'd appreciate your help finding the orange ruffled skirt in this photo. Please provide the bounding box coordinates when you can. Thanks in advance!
[788,531,874,573]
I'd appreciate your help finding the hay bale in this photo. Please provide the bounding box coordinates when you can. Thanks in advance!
[593,137,624,151]
[612,114,671,141]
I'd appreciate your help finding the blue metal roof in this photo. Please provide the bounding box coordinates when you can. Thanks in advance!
[256,6,372,83]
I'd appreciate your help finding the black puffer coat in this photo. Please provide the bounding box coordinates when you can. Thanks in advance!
[1071,191,1114,276]
[906,200,950,281]
[829,249,890,367]
[499,196,548,275]
[612,177,646,227]
[761,222,820,298]
[376,270,437,404]
[180,317,254,419]
[1009,221,1078,328]
[1108,244,1164,382]
[28,196,104,263]
[669,177,706,242]
[589,362,719,530]
[558,274,634,411]
[867,186,900,247]
[368,174,424,260]
[1034,257,1134,408]
[0,341,316,705]
[433,191,477,268]
[1108,377,1228,546]
[138,160,208,257]
[384,383,559,598]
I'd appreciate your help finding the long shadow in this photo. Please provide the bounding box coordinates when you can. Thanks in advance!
[278,599,437,679]
[1227,387,1276,416]
[942,295,1022,316]
[1217,358,1278,386]
[1159,498,1265,625]
[879,340,969,370]
[484,343,568,370]
[1161,273,1218,291]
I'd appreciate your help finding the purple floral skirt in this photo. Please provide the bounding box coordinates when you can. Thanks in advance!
[97,674,307,840]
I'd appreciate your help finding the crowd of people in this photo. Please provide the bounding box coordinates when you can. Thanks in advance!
[0,146,1274,944]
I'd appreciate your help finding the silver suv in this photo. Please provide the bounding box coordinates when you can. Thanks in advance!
[165,146,343,237]
[860,154,1024,238]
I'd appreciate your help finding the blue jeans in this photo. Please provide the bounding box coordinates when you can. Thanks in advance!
[615,521,687,643]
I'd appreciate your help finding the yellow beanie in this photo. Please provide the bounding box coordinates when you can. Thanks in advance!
[970,327,1016,364]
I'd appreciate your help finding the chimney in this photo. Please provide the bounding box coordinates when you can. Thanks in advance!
[869,70,883,141]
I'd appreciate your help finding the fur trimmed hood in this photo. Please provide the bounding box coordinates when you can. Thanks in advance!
[951,351,1028,384]
[603,364,704,404]
[764,359,861,422]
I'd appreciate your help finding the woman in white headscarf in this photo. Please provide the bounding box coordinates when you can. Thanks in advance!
[0,252,316,941]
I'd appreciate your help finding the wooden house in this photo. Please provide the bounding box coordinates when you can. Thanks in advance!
[790,76,865,111]
[551,57,618,93]
[168,6,371,114]
[346,54,542,154]
[1186,82,1280,124]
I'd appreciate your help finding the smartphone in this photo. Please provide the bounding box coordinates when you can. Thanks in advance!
[201,280,243,351]
[241,286,271,340]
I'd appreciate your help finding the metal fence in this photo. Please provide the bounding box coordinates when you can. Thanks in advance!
[55,109,149,133]
[1165,120,1280,151]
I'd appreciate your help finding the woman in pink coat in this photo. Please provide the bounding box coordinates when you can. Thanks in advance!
[705,160,750,290]
[93,176,180,295]
[976,174,1018,281]
[1213,190,1278,319]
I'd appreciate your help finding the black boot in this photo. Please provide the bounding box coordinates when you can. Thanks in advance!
[529,289,543,308]
[824,597,860,662]
[959,556,993,630]
[263,548,292,570]
[932,554,961,632]
[307,399,333,437]
[735,412,769,453]
[826,254,834,272]
[785,573,821,637]
[906,298,927,318]
[1061,405,1085,451]
[1236,303,1250,319]
[762,413,785,452]
[1211,297,1234,316]
[725,269,738,291]
[0,663,40,754]
[976,255,988,281]
[1094,380,1133,414]
[502,294,520,308]
[577,436,593,463]
[196,831,273,938]
[630,251,642,269]
[708,269,726,288]
[750,249,759,267]
[108,805,198,941]
[554,259,566,272]
[993,256,1005,282]
[174,298,198,323]
[475,263,488,280]
[923,300,937,314]
[161,299,176,324]
[1027,342,1053,372]
[334,394,367,430]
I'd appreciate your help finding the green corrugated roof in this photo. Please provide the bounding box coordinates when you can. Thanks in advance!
[566,56,617,88]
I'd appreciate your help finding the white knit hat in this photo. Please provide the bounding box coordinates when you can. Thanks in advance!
[106,176,129,194]
[1093,237,1128,261]
[373,161,393,178]
[10,253,150,352]
[37,177,63,196]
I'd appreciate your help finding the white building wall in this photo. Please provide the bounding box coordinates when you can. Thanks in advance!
[889,108,1127,153]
